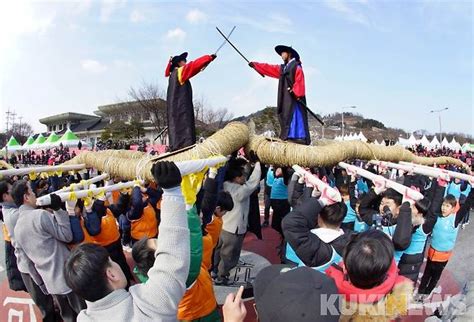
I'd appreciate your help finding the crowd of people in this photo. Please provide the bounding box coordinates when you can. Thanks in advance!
[95,139,149,152]
[411,145,473,166]
[5,145,77,167]
[1,148,473,321]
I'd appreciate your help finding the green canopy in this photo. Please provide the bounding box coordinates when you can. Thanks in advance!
[32,133,46,146]
[1,136,22,152]
[44,132,60,145]
[59,129,80,142]
[23,136,35,147]
[6,136,21,147]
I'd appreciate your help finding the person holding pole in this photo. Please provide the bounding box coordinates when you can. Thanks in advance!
[165,52,217,152]
[249,46,311,145]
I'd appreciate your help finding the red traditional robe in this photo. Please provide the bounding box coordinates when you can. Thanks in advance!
[251,60,310,144]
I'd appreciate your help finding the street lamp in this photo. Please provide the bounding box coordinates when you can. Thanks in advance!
[341,106,357,139]
[430,107,449,143]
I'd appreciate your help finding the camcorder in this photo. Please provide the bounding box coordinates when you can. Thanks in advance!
[372,206,393,231]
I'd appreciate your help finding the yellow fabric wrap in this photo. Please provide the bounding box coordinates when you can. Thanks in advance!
[181,170,206,206]
[69,191,78,201]
[29,172,38,181]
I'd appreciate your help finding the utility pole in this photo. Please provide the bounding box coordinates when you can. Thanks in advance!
[430,107,449,144]
[11,112,17,134]
[5,108,12,159]
[5,108,11,132]
[18,116,23,137]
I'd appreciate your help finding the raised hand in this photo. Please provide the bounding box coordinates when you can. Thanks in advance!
[151,161,182,189]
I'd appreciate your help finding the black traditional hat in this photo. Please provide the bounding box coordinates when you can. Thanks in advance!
[165,52,188,76]
[171,52,188,68]
[275,45,300,61]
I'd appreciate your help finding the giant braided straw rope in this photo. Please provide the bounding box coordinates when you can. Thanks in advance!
[64,122,250,180]
[62,121,470,179]
[245,135,470,170]
[0,160,12,170]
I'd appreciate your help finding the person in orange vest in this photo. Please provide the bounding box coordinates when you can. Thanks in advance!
[67,191,135,284]
[132,175,234,321]
[120,184,161,247]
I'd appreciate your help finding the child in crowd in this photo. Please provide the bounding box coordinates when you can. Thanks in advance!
[417,180,474,300]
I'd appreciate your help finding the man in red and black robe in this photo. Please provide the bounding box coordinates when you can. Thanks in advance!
[165,52,216,151]
[249,45,310,145]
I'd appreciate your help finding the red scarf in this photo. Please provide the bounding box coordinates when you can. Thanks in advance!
[326,261,410,304]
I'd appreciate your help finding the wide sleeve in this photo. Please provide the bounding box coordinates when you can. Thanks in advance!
[292,66,305,98]
[251,62,281,78]
[131,186,190,319]
[178,55,214,84]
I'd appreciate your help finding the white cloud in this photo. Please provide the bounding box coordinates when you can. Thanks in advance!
[100,0,126,23]
[113,59,133,68]
[323,0,370,26]
[166,28,186,41]
[186,9,207,24]
[81,60,108,73]
[130,9,145,23]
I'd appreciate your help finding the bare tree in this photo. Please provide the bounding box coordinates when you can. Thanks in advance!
[202,108,233,128]
[6,122,34,144]
[214,108,233,128]
[193,95,208,124]
[129,81,167,134]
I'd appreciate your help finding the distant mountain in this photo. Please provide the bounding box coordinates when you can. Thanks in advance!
[231,107,472,144]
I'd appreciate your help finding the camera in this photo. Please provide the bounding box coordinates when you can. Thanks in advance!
[372,206,393,231]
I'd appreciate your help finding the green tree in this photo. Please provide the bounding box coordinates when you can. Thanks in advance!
[129,117,145,140]
[102,120,133,141]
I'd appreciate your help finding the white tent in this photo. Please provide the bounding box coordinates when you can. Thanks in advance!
[374,139,380,145]
[420,135,430,148]
[449,138,462,151]
[358,131,368,142]
[407,134,417,146]
[430,136,441,148]
[441,137,450,148]
[397,137,409,147]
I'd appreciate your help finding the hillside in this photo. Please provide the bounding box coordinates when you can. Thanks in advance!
[231,107,471,144]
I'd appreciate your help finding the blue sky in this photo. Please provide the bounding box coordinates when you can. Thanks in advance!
[0,0,472,136]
